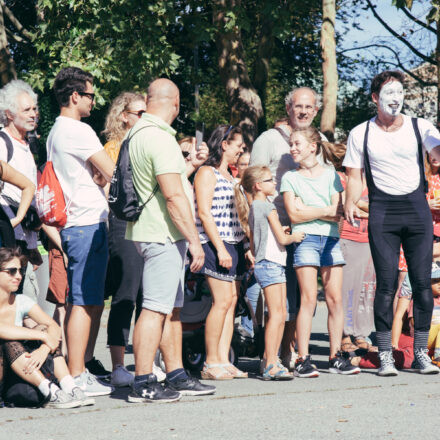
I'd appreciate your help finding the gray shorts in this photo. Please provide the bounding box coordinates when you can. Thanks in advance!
[135,239,187,314]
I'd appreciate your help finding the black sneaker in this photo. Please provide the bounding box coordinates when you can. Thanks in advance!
[329,351,361,375]
[294,355,320,378]
[165,375,216,396]
[85,357,111,379]
[128,374,181,403]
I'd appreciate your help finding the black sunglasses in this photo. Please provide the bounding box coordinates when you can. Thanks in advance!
[78,92,95,101]
[0,267,26,276]
[126,110,145,118]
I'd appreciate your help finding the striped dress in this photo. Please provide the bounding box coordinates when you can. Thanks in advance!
[195,167,244,244]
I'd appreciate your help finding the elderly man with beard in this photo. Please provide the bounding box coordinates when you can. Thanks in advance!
[344,70,440,376]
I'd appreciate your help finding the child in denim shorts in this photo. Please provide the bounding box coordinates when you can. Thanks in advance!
[280,126,360,378]
[235,165,304,380]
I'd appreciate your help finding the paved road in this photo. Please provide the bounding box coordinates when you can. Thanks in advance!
[1,304,438,440]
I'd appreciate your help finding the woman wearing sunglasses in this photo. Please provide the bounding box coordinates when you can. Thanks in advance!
[0,247,95,407]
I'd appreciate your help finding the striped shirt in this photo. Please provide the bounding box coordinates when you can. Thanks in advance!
[195,167,244,244]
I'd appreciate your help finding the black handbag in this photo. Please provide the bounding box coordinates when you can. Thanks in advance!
[2,195,42,231]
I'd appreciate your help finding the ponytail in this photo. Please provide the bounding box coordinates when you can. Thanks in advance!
[320,141,346,170]
[234,183,251,238]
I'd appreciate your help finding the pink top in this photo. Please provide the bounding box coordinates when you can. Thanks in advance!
[338,172,369,243]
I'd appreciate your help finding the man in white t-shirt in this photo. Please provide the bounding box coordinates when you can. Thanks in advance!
[48,67,115,396]
[0,79,40,299]
[344,70,440,377]
[250,87,326,370]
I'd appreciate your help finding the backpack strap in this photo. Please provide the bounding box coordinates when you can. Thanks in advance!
[411,117,428,193]
[125,124,160,207]
[273,127,291,145]
[362,120,374,190]
[0,131,14,162]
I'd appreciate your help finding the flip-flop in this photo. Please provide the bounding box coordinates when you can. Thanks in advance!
[221,363,248,379]
[201,363,234,380]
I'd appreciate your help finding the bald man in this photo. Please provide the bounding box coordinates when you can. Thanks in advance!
[250,87,326,371]
[126,78,215,403]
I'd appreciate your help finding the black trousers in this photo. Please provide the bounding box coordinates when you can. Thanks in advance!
[105,214,143,347]
[368,190,433,333]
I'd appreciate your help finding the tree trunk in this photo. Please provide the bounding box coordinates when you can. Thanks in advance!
[0,4,17,86]
[213,0,264,147]
[320,0,337,141]
[253,16,274,134]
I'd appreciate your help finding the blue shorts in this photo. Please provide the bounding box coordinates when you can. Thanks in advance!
[293,234,345,268]
[254,259,286,289]
[61,222,108,306]
[200,241,245,282]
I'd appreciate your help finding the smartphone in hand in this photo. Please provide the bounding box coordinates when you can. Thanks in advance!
[195,122,204,151]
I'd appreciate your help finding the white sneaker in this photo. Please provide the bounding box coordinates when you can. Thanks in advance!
[45,388,82,409]
[377,351,398,377]
[74,370,115,396]
[153,363,166,383]
[111,365,134,387]
[413,348,440,375]
[70,386,95,406]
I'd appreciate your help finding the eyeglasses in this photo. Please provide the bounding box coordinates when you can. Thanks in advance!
[126,110,145,118]
[222,125,234,142]
[78,92,95,101]
[0,267,26,276]
[182,151,190,159]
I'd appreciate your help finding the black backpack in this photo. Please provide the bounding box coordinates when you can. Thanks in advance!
[108,125,159,222]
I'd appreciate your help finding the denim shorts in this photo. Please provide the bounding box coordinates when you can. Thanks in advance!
[135,239,187,315]
[200,241,245,282]
[61,222,108,306]
[254,259,286,289]
[293,234,345,268]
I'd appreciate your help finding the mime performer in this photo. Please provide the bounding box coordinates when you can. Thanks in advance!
[344,70,440,376]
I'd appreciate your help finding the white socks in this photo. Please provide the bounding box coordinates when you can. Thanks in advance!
[38,379,60,398]
[59,375,76,394]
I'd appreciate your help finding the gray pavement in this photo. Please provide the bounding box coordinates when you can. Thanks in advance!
[1,303,438,440]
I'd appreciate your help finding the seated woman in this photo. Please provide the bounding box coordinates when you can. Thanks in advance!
[0,247,95,408]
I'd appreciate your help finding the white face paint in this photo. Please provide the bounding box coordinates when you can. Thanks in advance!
[378,80,404,117]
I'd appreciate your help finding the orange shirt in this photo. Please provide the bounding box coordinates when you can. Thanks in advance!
[104,139,121,164]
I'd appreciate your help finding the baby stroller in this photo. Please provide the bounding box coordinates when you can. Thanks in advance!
[179,269,264,372]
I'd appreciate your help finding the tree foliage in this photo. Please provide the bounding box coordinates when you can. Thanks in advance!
[0,0,375,145]
[27,0,180,106]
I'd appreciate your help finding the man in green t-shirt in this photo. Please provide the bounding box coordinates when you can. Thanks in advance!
[127,78,215,403]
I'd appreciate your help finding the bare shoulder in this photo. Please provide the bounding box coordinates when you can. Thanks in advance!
[195,165,216,182]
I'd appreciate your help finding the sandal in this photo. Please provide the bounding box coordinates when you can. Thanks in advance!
[277,359,291,373]
[201,363,234,380]
[261,364,294,381]
[221,363,248,379]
